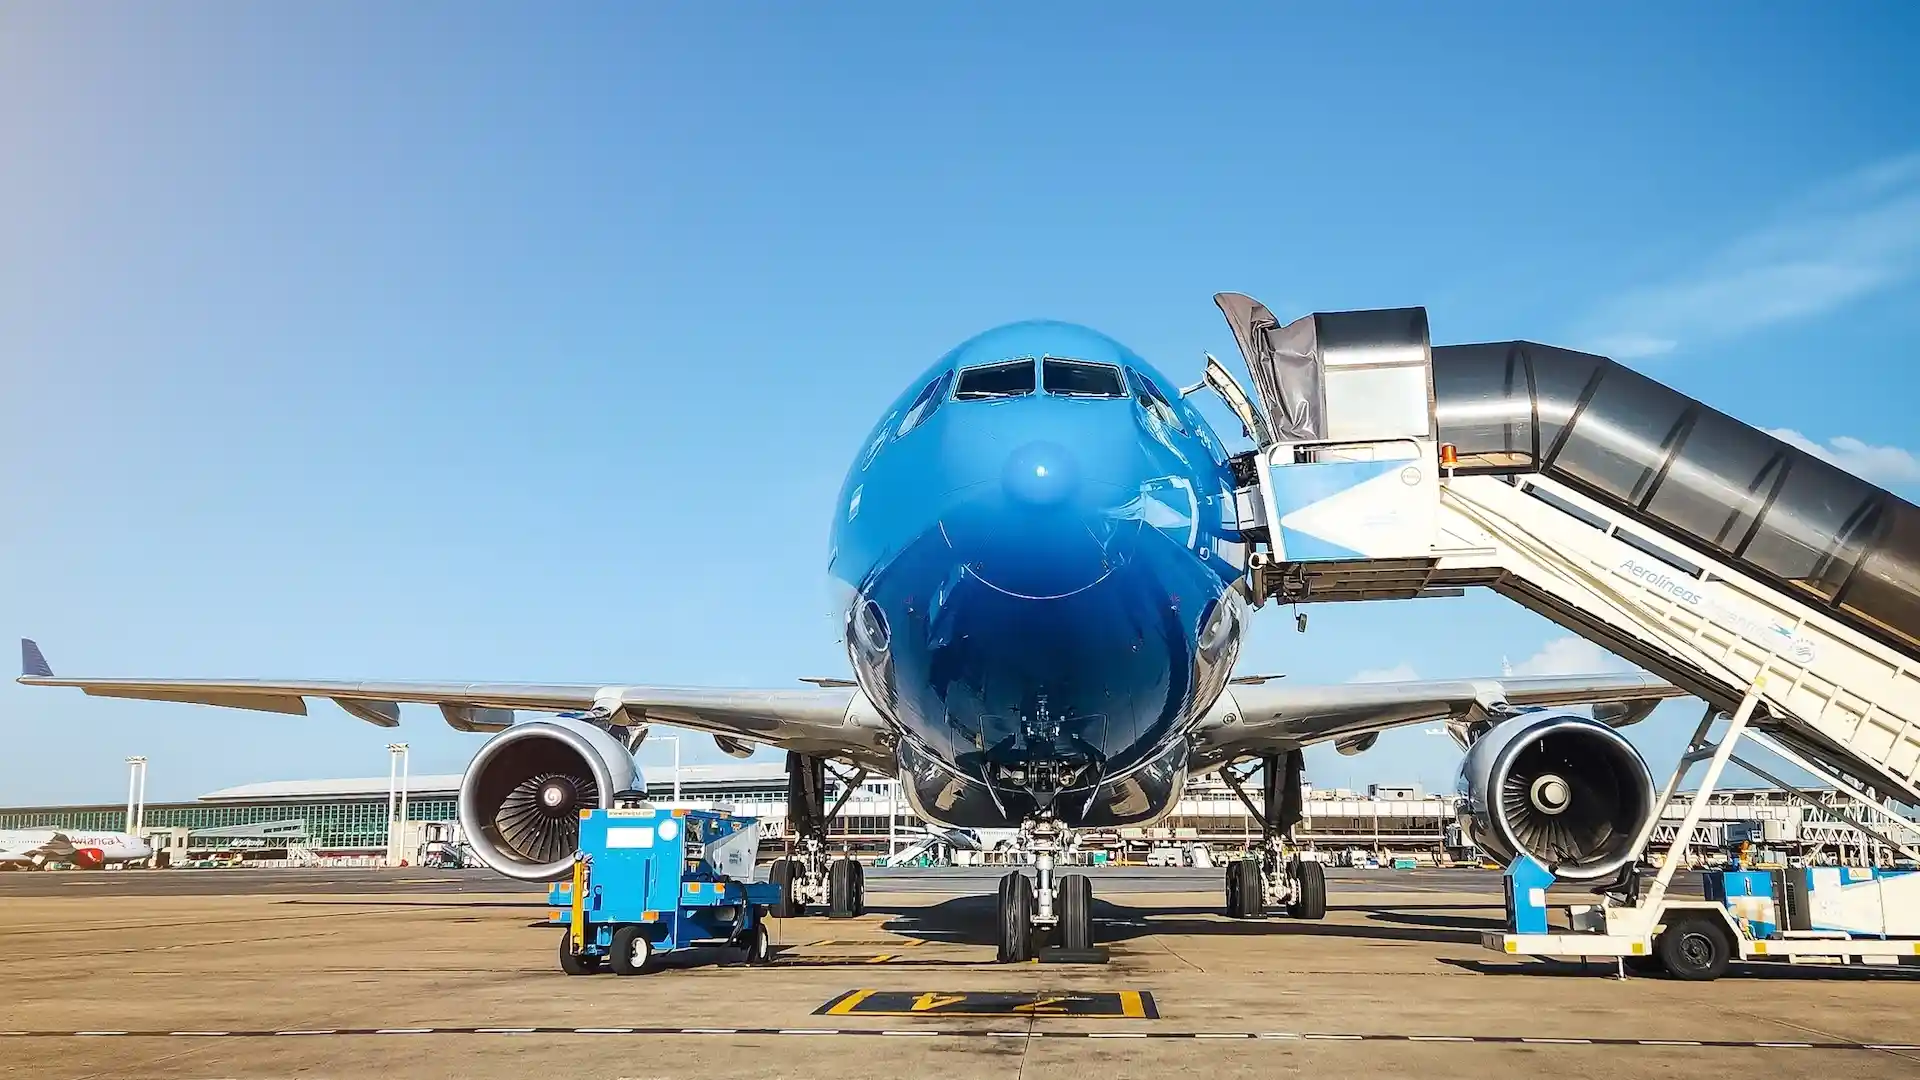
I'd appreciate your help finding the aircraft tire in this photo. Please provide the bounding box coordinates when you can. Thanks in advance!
[828,858,859,919]
[997,872,1035,963]
[1224,863,1243,917]
[1059,873,1094,952]
[1288,860,1327,920]
[1235,860,1266,918]
[769,857,804,918]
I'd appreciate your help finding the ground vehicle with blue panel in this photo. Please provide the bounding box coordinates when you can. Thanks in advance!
[550,806,782,975]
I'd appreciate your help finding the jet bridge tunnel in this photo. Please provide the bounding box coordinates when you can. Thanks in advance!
[1212,294,1920,812]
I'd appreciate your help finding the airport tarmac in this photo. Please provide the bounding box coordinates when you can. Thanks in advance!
[1,866,1913,1079]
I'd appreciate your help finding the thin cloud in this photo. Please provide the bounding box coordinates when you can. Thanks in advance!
[1350,662,1419,684]
[1576,153,1920,357]
[1763,428,1920,486]
[1508,636,1629,678]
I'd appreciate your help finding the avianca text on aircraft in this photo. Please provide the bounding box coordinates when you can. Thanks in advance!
[19,296,1682,960]
[0,828,152,870]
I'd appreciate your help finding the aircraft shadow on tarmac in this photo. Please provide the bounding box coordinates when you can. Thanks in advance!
[869,895,1494,947]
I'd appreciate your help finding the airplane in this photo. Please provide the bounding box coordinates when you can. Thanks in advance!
[0,828,152,870]
[16,294,1684,961]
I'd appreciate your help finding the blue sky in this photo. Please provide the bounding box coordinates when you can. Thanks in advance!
[3,4,1918,805]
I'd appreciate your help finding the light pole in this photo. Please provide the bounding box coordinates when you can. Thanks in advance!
[386,743,410,861]
[124,756,148,835]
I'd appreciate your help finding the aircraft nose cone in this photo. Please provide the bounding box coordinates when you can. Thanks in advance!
[1002,441,1081,507]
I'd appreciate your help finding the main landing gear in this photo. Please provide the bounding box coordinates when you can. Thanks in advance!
[1219,751,1328,921]
[767,752,867,920]
[993,815,1096,962]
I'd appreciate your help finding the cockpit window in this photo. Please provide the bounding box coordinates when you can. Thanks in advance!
[954,358,1035,399]
[897,370,952,436]
[1042,358,1125,398]
[1127,369,1188,434]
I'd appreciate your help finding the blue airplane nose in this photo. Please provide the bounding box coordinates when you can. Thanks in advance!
[943,448,1136,600]
[1002,441,1081,507]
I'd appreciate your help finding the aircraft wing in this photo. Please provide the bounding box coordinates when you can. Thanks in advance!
[1188,672,1687,772]
[17,639,892,771]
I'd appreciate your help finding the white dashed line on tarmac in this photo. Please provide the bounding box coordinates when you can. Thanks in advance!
[1,1026,1908,1053]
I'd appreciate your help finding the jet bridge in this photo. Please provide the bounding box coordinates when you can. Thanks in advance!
[1211,293,1920,817]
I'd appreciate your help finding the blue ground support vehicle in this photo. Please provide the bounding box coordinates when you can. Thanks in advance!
[549,806,783,975]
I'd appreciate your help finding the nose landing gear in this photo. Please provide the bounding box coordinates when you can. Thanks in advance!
[993,815,1098,962]
[1218,750,1329,921]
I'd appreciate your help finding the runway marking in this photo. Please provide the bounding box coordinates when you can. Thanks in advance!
[817,989,1156,1019]
[0,1027,1911,1053]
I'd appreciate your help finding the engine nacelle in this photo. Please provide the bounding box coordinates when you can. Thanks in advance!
[1456,712,1655,881]
[458,718,639,882]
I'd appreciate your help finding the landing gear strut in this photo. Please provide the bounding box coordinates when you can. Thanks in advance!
[767,752,866,920]
[1219,750,1327,921]
[993,815,1095,962]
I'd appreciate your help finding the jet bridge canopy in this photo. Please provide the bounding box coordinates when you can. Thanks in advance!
[1432,341,1920,657]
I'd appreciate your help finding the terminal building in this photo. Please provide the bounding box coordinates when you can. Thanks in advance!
[6,762,1905,866]
[0,763,1456,861]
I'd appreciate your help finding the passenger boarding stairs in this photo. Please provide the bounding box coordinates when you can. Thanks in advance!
[1209,295,1920,823]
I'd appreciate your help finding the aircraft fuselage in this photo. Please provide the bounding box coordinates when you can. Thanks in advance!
[830,322,1247,829]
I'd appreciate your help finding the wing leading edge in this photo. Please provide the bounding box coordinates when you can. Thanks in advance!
[1189,671,1687,772]
[16,639,891,770]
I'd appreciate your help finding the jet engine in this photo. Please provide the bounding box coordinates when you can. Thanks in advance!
[71,848,105,870]
[458,718,639,882]
[1456,712,1655,881]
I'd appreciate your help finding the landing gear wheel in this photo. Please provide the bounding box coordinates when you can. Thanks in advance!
[1233,860,1265,918]
[1058,873,1094,952]
[610,925,653,976]
[1287,860,1327,920]
[558,930,602,975]
[997,872,1035,963]
[1656,913,1733,982]
[745,917,773,965]
[850,858,866,917]
[1225,863,1243,918]
[828,858,860,919]
[769,857,803,918]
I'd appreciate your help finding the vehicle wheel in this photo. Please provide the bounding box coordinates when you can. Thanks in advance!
[1059,873,1094,952]
[769,857,804,918]
[828,858,859,919]
[1288,860,1327,920]
[1235,860,1266,918]
[558,930,602,975]
[1225,862,1243,918]
[745,917,773,965]
[1656,913,1733,982]
[610,925,653,976]
[997,872,1035,963]
[851,858,867,917]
